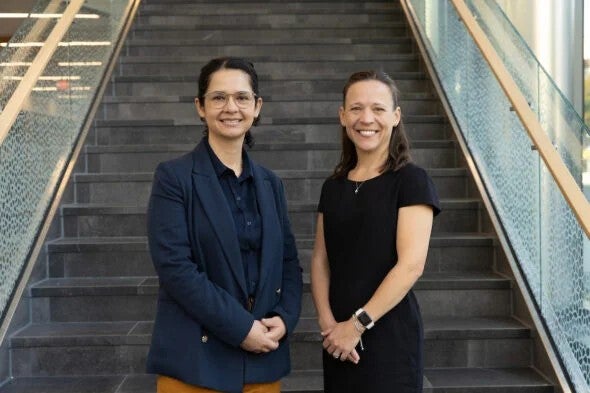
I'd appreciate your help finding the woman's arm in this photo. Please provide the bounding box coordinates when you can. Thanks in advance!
[362,204,433,321]
[310,214,337,332]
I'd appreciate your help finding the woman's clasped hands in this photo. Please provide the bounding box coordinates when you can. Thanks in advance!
[321,318,362,364]
[240,316,287,354]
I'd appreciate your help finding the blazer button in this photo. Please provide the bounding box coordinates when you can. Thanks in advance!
[276,288,281,295]
[201,335,208,343]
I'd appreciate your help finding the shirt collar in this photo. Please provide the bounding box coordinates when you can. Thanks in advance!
[204,137,253,181]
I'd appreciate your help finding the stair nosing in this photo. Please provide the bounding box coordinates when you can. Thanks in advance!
[11,316,530,348]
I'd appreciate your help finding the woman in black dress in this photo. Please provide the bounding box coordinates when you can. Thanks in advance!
[310,71,440,392]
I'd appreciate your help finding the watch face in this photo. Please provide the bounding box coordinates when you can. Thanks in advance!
[357,311,372,327]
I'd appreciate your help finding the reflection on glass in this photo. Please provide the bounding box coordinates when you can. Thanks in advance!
[407,0,590,390]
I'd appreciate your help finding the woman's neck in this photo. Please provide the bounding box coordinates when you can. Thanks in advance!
[350,148,387,180]
[208,135,244,176]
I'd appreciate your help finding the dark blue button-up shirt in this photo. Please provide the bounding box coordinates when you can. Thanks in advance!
[205,139,262,297]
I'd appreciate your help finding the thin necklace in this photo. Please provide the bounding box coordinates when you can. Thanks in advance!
[354,181,365,194]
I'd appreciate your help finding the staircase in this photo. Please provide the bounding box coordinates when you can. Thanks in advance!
[1,0,556,392]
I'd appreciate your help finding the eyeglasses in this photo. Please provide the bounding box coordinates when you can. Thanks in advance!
[202,91,257,109]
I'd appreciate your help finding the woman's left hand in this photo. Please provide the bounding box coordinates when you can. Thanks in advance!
[321,319,361,364]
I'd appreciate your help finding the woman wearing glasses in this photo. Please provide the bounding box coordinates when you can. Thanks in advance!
[311,71,440,392]
[146,57,302,393]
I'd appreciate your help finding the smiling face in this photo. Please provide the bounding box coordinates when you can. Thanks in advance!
[195,68,262,145]
[339,79,401,159]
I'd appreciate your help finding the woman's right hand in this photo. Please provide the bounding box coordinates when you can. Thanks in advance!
[240,320,279,353]
[319,315,360,364]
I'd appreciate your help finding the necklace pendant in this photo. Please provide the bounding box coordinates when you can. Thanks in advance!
[354,188,359,194]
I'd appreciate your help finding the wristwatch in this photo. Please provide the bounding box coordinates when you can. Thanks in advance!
[354,308,374,330]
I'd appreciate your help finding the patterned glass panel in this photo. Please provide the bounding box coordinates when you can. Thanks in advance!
[0,0,134,323]
[406,0,589,390]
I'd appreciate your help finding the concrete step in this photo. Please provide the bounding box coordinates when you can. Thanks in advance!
[0,368,554,393]
[133,14,401,30]
[28,272,511,324]
[140,0,391,2]
[137,2,399,15]
[123,42,413,58]
[129,26,408,41]
[46,233,496,278]
[90,116,448,145]
[96,95,440,122]
[11,316,530,347]
[116,58,420,77]
[59,198,481,237]
[109,73,430,96]
[71,168,473,205]
[10,315,531,377]
[83,141,458,173]
[124,36,407,47]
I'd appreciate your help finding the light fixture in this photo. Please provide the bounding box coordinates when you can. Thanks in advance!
[0,13,99,19]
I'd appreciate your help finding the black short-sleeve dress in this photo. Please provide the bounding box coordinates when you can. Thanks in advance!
[318,163,441,393]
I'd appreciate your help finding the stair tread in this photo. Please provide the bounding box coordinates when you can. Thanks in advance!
[131,27,406,35]
[126,36,409,45]
[119,53,418,62]
[101,92,436,103]
[47,232,495,252]
[59,199,480,215]
[72,167,468,182]
[111,71,426,83]
[137,3,399,12]
[93,114,447,127]
[424,367,553,389]
[84,140,454,153]
[29,271,510,298]
[0,368,553,393]
[12,316,529,348]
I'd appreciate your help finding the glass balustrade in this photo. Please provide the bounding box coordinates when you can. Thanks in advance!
[405,0,590,390]
[0,0,135,325]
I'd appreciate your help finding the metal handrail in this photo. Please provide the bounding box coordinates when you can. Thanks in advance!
[0,0,83,146]
[450,0,590,237]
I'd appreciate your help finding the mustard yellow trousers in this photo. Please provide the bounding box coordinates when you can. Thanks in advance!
[157,375,281,393]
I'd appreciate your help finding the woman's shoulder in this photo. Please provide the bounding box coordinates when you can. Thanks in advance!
[392,162,430,183]
[396,162,426,175]
[155,151,194,181]
[321,175,344,191]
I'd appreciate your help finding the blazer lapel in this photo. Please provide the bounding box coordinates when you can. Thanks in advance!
[252,163,282,297]
[191,141,248,299]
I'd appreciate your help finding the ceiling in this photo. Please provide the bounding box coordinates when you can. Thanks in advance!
[0,0,43,37]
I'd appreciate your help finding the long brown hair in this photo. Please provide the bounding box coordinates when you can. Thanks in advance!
[332,71,411,178]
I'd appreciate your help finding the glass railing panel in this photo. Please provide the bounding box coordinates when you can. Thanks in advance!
[464,0,589,185]
[406,0,589,390]
[0,0,135,323]
[540,160,588,389]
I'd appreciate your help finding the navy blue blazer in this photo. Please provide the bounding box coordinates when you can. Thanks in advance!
[146,139,303,392]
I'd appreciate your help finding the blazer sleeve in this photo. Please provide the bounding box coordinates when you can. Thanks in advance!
[269,178,303,335]
[147,162,254,347]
